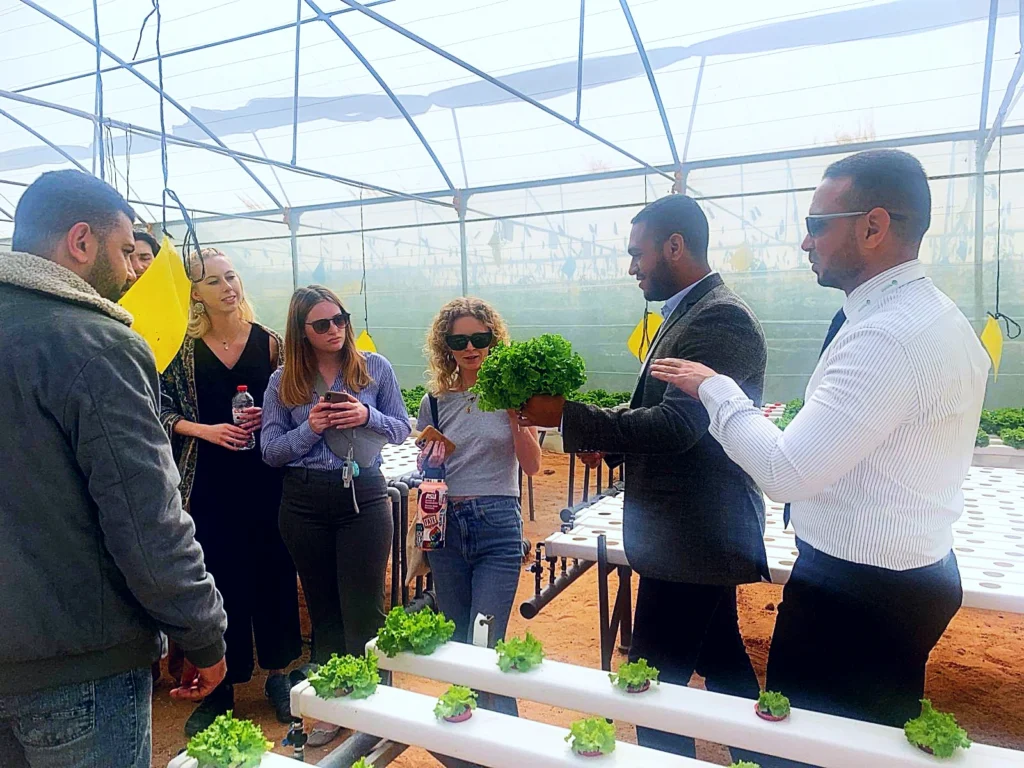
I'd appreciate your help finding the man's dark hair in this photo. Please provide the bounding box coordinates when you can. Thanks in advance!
[631,194,710,263]
[823,149,931,243]
[12,170,136,257]
[133,230,160,256]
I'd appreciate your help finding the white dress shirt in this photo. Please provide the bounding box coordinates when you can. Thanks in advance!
[697,261,990,570]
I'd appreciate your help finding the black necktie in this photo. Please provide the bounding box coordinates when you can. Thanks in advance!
[783,308,846,529]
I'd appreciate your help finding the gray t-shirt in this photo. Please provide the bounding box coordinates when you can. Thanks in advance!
[417,391,520,498]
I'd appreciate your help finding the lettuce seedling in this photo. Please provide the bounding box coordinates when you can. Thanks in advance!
[433,685,478,721]
[608,658,659,692]
[565,717,616,756]
[756,691,791,719]
[729,762,760,768]
[376,606,455,658]
[495,631,545,672]
[1000,427,1024,449]
[904,700,971,758]
[186,711,273,768]
[308,651,380,699]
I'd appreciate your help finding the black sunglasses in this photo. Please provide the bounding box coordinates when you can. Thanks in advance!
[306,312,350,334]
[805,210,907,238]
[446,331,493,351]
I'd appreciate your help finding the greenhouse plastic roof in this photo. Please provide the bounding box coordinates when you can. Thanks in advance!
[2,0,1024,227]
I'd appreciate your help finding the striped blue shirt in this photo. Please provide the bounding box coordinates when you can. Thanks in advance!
[261,352,411,470]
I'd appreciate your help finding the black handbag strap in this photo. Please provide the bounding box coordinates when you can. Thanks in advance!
[428,393,441,432]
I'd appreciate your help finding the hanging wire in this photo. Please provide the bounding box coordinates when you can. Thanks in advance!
[359,189,370,332]
[991,133,1021,339]
[147,0,203,278]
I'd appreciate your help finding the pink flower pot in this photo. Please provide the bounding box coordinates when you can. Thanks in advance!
[444,708,473,723]
[755,703,787,722]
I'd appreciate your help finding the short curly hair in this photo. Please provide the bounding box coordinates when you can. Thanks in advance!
[425,297,510,396]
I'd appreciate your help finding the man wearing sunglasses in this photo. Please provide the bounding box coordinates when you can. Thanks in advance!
[650,150,990,750]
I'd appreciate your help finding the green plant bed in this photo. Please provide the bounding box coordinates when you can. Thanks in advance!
[1000,427,1024,449]
[186,711,273,768]
[402,385,427,416]
[980,408,1024,435]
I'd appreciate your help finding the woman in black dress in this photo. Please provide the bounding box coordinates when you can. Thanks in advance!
[161,249,301,736]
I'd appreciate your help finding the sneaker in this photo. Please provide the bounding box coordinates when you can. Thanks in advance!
[265,673,293,724]
[184,682,234,737]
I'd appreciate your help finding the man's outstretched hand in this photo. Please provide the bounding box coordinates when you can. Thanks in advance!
[170,657,228,702]
[649,358,718,399]
[517,394,565,428]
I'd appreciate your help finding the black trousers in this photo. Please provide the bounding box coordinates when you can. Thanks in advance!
[754,540,963,768]
[630,578,760,760]
[279,467,394,663]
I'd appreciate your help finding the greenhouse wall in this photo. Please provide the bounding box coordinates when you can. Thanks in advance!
[179,137,1022,408]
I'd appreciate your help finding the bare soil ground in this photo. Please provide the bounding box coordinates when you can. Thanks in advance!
[152,450,1024,766]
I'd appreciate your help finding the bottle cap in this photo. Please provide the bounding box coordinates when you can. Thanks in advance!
[236,385,248,392]
[423,466,445,481]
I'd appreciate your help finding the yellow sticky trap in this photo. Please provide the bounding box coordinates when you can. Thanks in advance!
[356,329,377,353]
[731,242,754,272]
[118,235,191,373]
[980,315,1004,379]
[627,311,663,362]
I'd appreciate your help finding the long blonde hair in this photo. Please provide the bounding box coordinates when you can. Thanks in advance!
[425,297,510,396]
[278,285,371,408]
[186,248,255,339]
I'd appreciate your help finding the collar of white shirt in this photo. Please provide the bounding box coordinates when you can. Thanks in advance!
[660,272,717,319]
[843,260,926,324]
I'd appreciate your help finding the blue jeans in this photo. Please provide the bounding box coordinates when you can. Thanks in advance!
[427,495,523,718]
[0,668,152,768]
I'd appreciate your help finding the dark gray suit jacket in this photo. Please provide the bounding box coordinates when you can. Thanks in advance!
[562,274,769,585]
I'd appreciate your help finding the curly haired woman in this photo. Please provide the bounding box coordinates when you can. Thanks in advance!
[417,297,541,719]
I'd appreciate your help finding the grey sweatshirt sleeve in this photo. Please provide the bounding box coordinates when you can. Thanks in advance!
[65,334,227,668]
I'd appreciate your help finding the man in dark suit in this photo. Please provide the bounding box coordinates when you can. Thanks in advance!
[519,194,768,761]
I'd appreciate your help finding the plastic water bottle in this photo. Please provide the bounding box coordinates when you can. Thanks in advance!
[231,385,256,451]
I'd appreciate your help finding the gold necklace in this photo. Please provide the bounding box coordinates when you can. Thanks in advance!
[209,324,248,351]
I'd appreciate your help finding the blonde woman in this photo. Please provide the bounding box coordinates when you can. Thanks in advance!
[261,285,410,747]
[417,298,542,718]
[160,249,301,736]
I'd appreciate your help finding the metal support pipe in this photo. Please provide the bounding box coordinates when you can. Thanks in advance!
[0,88,454,211]
[337,0,673,182]
[315,732,382,768]
[20,0,284,210]
[520,558,593,619]
[619,0,678,168]
[974,146,986,327]
[291,0,303,166]
[456,192,469,296]
[979,0,1000,133]
[680,56,705,187]
[574,0,585,125]
[0,106,88,172]
[304,0,454,191]
[395,481,411,605]
[91,0,103,179]
[597,534,611,671]
[288,210,300,289]
[14,0,395,96]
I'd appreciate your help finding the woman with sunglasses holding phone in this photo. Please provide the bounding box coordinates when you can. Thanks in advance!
[261,285,410,747]
[417,298,542,719]
[160,249,301,735]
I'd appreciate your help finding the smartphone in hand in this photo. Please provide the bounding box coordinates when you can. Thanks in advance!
[416,425,456,457]
[323,391,356,404]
